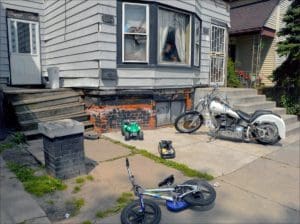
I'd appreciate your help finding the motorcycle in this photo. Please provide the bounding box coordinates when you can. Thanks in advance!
[174,86,286,145]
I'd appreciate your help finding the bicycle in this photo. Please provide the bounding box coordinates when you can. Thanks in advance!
[121,158,216,224]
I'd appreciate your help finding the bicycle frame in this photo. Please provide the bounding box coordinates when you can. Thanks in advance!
[142,184,198,202]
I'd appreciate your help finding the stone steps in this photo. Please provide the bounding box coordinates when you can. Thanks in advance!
[19,112,89,131]
[234,101,277,113]
[12,92,81,112]
[3,87,92,140]
[16,102,85,121]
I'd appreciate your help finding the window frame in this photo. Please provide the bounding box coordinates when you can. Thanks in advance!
[7,18,39,56]
[122,2,149,63]
[157,6,192,66]
[193,16,201,68]
[210,24,226,84]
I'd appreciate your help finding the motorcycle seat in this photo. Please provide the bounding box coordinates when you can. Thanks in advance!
[236,110,277,123]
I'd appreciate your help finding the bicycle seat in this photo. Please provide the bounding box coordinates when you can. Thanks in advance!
[158,175,174,187]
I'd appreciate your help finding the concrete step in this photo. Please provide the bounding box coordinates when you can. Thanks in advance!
[233,101,276,113]
[20,112,89,131]
[228,94,266,105]
[195,88,257,99]
[286,122,300,137]
[281,114,299,126]
[23,120,93,140]
[4,88,80,101]
[13,92,81,112]
[270,107,286,116]
[16,102,85,121]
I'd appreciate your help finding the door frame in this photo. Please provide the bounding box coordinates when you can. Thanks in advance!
[7,17,42,85]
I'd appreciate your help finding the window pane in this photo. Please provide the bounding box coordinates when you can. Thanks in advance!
[124,4,147,33]
[194,18,200,66]
[31,23,37,54]
[158,8,190,64]
[10,21,17,53]
[17,22,31,53]
[124,34,146,61]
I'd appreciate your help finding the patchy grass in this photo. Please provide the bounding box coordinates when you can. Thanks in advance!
[86,175,94,181]
[7,162,67,197]
[46,200,54,205]
[82,221,92,224]
[76,177,86,184]
[0,132,26,154]
[66,198,85,217]
[104,137,214,180]
[72,185,81,194]
[96,192,134,219]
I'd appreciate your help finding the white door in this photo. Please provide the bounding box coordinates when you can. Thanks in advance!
[7,18,41,85]
[210,25,225,86]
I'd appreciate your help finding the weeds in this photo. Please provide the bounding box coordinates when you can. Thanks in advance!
[86,175,94,181]
[72,185,81,194]
[0,132,26,154]
[104,137,214,180]
[82,221,92,224]
[66,198,85,217]
[76,177,85,184]
[7,162,66,197]
[96,192,134,219]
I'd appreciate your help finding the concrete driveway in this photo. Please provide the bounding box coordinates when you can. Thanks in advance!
[101,128,300,224]
[103,127,287,177]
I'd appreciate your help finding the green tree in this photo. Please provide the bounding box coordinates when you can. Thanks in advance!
[272,0,300,115]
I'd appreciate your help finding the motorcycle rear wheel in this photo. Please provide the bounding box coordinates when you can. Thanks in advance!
[255,123,280,145]
[175,112,203,133]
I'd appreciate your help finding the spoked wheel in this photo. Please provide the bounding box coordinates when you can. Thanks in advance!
[181,179,216,206]
[121,199,161,224]
[255,123,280,145]
[175,112,203,133]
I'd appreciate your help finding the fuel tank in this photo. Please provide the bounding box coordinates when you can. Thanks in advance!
[209,100,239,119]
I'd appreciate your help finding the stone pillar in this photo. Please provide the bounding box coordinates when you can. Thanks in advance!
[38,119,86,179]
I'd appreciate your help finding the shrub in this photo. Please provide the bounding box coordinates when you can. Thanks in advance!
[227,58,241,87]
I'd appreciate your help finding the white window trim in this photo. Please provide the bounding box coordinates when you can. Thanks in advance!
[122,2,149,63]
[210,24,226,84]
[7,18,39,56]
[194,17,201,67]
[157,7,192,66]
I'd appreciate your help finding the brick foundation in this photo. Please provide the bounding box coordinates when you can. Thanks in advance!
[87,103,156,133]
[85,88,193,133]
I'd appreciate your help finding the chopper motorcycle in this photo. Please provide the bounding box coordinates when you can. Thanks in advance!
[174,86,285,145]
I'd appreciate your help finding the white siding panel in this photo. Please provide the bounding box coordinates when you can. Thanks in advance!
[265,5,278,29]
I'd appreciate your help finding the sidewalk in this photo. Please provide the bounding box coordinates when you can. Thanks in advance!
[1,128,299,224]
[0,157,51,224]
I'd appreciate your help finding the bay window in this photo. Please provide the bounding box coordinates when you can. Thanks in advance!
[158,8,191,65]
[122,3,149,62]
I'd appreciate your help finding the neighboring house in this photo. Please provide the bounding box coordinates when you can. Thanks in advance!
[229,0,291,86]
[0,0,230,131]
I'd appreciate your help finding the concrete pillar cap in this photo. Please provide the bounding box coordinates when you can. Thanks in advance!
[38,119,84,138]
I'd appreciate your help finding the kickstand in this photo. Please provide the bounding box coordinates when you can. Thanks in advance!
[208,127,219,143]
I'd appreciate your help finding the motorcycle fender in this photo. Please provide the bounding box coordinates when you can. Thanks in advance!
[251,114,286,139]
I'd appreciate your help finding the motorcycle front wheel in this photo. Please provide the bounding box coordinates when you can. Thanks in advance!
[254,123,280,145]
[175,111,203,133]
[121,199,161,224]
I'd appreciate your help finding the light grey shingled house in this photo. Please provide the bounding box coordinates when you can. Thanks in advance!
[0,0,230,129]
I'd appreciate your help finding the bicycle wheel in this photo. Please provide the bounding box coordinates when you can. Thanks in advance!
[182,179,216,206]
[121,199,161,224]
[175,111,203,133]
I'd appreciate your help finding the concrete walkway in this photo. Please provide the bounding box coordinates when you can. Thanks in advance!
[103,127,293,177]
[0,157,51,224]
[100,136,300,224]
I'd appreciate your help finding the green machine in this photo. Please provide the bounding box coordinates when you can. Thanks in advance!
[121,120,144,141]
